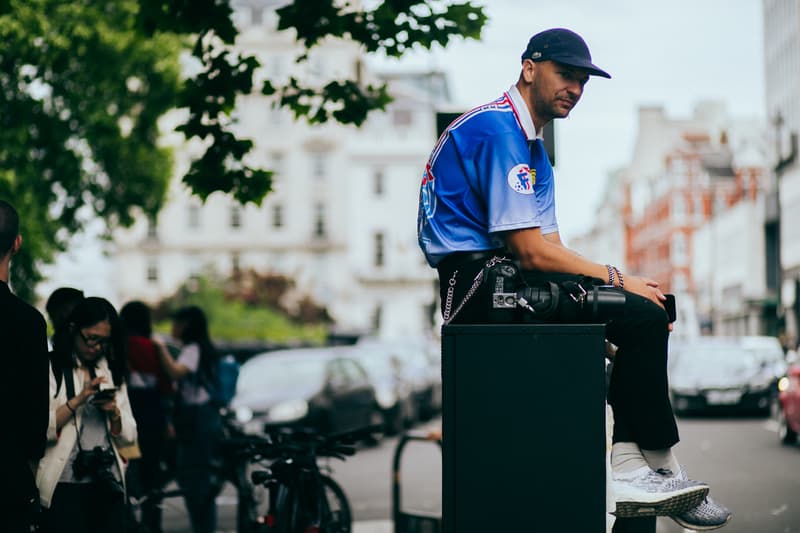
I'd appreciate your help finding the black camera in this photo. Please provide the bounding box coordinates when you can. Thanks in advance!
[486,260,626,323]
[72,446,122,493]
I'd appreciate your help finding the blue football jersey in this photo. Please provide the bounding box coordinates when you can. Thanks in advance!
[417,86,558,267]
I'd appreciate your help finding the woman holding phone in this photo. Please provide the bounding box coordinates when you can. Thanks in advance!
[36,297,137,533]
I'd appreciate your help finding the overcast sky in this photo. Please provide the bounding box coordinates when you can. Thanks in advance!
[368,0,767,242]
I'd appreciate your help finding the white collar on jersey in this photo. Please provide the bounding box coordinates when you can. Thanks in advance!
[506,84,544,141]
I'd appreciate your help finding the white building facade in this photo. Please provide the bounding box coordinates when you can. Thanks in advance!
[112,1,442,339]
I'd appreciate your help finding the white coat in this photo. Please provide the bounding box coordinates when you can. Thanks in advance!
[36,358,137,508]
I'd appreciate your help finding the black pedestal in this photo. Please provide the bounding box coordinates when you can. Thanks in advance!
[441,324,608,532]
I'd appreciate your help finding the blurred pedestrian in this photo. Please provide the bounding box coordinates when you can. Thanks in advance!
[37,296,138,533]
[120,300,174,533]
[0,199,50,532]
[153,305,222,533]
[46,287,85,336]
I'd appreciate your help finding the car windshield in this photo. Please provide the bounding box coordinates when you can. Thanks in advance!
[739,337,784,364]
[237,355,326,393]
[673,342,759,376]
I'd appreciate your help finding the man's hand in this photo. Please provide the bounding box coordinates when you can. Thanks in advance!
[622,275,673,331]
[623,275,665,306]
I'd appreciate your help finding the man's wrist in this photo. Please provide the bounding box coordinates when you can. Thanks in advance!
[613,267,624,289]
[605,264,615,286]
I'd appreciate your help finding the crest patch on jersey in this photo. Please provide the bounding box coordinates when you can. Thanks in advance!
[507,163,536,194]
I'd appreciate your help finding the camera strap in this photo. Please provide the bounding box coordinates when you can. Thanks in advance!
[443,256,510,325]
[63,365,115,457]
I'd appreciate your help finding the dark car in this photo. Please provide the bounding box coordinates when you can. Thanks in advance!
[669,336,786,416]
[775,354,800,445]
[230,346,384,436]
[357,337,442,421]
[350,343,417,435]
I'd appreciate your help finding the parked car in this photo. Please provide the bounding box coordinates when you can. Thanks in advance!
[350,343,417,435]
[669,336,786,416]
[230,346,384,437]
[357,337,442,421]
[775,352,800,445]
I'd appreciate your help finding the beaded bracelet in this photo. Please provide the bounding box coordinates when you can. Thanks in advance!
[614,267,624,289]
[605,264,615,286]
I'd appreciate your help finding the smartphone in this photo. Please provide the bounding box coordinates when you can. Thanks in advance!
[664,294,677,323]
[91,387,118,403]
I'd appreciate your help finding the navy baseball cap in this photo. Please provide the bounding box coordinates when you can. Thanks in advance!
[521,28,611,79]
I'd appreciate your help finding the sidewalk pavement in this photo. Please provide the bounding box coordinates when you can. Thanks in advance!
[353,520,393,533]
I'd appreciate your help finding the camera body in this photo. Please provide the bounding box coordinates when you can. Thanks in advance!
[485,260,626,323]
[72,445,122,493]
[486,262,559,323]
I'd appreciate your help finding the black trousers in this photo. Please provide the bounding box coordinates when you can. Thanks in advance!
[42,482,126,533]
[438,257,679,450]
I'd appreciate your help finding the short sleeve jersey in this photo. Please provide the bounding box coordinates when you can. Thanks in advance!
[417,85,558,267]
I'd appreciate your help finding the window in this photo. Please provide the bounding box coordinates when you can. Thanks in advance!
[272,204,284,228]
[269,105,283,126]
[146,258,158,283]
[671,195,686,222]
[231,253,241,273]
[270,152,284,192]
[271,152,285,175]
[230,205,242,229]
[188,254,202,282]
[374,232,385,267]
[188,204,201,229]
[146,217,157,240]
[372,304,383,333]
[251,6,263,25]
[312,154,326,178]
[373,170,385,196]
[393,109,413,127]
[314,203,326,238]
[671,232,688,266]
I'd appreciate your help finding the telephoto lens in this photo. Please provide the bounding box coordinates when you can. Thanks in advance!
[581,285,626,321]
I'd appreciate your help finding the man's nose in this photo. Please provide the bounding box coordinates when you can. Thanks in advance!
[566,81,583,99]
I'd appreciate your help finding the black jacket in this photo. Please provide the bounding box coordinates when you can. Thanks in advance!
[0,281,49,495]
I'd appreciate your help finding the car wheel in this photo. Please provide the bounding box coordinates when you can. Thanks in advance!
[383,407,403,436]
[363,409,385,447]
[778,412,798,445]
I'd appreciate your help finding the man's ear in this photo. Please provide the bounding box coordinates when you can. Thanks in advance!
[521,59,537,83]
[11,235,21,256]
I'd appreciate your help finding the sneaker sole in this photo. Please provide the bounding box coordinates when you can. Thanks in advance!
[672,513,732,531]
[615,486,709,518]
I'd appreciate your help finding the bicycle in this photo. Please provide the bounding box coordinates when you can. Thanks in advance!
[126,409,273,533]
[242,424,381,533]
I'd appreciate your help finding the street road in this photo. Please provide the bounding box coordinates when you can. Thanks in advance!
[163,415,800,532]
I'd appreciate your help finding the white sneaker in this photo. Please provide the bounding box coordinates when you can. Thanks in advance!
[613,466,709,518]
[664,466,732,530]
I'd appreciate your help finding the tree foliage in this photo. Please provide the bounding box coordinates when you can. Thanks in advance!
[0,0,487,301]
[151,272,329,343]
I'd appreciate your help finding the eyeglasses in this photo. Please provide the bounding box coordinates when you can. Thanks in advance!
[78,330,111,349]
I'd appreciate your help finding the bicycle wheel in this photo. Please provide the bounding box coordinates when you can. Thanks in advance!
[317,475,352,533]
